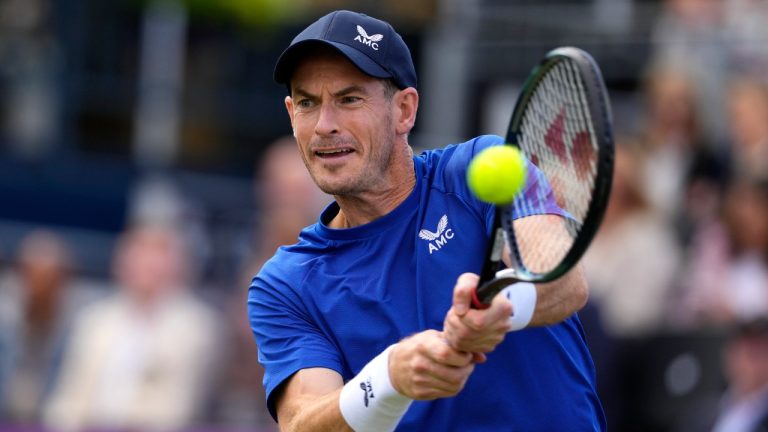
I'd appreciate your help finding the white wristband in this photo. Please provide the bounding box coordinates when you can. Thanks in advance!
[339,345,413,432]
[496,270,537,331]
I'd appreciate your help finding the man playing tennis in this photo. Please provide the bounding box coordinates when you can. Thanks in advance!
[248,10,605,431]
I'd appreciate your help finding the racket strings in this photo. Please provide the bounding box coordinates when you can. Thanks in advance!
[513,59,600,275]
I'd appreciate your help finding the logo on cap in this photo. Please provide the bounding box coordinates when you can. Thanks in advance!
[354,25,383,51]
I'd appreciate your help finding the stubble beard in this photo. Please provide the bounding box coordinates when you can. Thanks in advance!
[308,116,396,197]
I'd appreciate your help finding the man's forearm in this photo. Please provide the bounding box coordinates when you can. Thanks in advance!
[277,346,414,432]
[279,389,352,432]
[530,265,588,327]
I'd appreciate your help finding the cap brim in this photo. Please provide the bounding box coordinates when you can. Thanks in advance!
[274,39,391,86]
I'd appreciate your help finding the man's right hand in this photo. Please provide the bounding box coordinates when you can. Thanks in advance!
[443,273,514,355]
[388,330,475,400]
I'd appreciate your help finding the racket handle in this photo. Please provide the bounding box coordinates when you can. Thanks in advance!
[471,274,521,309]
[470,286,491,310]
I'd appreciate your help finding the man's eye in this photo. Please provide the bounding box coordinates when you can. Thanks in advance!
[297,99,314,108]
[341,96,361,104]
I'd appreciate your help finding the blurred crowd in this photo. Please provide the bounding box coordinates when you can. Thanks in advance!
[0,137,327,431]
[0,0,767,431]
[580,0,768,430]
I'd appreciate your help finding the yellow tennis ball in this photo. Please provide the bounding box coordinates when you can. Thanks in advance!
[467,145,528,204]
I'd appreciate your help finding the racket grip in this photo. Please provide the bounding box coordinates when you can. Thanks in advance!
[470,287,491,310]
[471,274,521,309]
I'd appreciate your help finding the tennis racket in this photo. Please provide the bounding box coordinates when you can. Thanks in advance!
[471,46,614,308]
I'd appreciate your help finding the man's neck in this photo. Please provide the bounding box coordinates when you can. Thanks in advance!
[328,164,416,229]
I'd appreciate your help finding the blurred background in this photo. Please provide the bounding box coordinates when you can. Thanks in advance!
[0,0,767,431]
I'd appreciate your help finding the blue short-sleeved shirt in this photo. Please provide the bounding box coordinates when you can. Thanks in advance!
[248,135,606,431]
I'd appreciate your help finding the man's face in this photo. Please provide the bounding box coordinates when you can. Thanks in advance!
[285,50,398,196]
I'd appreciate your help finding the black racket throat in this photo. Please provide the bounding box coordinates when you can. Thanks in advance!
[478,212,506,283]
[474,207,527,307]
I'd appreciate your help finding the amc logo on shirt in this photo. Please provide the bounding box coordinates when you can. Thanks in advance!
[418,214,455,255]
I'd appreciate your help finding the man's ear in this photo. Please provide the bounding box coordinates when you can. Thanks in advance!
[394,88,419,136]
[285,95,295,132]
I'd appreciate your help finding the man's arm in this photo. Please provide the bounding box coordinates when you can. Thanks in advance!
[275,368,350,432]
[513,214,589,326]
[443,214,588,353]
[274,331,475,432]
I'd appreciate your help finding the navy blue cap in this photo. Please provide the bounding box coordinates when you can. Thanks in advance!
[274,10,417,90]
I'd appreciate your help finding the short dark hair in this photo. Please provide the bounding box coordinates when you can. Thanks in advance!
[382,78,399,100]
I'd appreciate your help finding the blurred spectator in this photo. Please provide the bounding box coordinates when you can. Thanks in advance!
[725,75,768,181]
[677,144,730,248]
[42,224,220,431]
[674,176,768,328]
[710,318,768,432]
[650,0,729,142]
[245,135,327,277]
[723,0,768,74]
[681,319,768,432]
[581,141,685,431]
[207,290,276,430]
[638,66,709,228]
[650,0,768,146]
[0,230,85,423]
[207,136,325,428]
[583,140,682,337]
[128,175,211,284]
[0,305,10,420]
[0,0,60,159]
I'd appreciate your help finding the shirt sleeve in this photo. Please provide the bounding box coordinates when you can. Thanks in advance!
[248,267,343,421]
[419,135,569,237]
[512,158,570,220]
[456,135,569,229]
